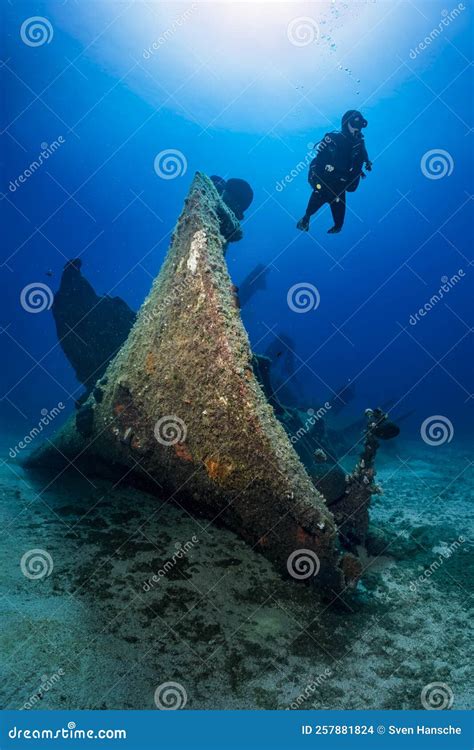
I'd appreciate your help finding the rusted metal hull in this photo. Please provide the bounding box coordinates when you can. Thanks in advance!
[27,174,359,592]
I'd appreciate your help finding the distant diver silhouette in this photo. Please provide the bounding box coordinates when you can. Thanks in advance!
[297,110,372,234]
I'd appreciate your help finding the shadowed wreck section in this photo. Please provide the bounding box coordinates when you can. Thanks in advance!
[26,173,362,594]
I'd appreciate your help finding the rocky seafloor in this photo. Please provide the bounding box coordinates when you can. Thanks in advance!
[1,434,472,711]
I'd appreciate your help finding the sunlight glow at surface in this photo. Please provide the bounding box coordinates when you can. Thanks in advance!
[51,0,462,133]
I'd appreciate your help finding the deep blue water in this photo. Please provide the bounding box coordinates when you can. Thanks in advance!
[2,1,473,438]
[1,1,473,716]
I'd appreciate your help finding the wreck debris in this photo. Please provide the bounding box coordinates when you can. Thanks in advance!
[342,399,404,439]
[311,462,347,506]
[314,448,328,463]
[330,408,399,549]
[75,403,94,438]
[52,259,136,397]
[210,175,254,220]
[329,380,356,415]
[262,333,299,405]
[26,173,359,593]
[252,354,286,416]
[238,264,270,308]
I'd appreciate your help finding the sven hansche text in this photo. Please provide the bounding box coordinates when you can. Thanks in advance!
[389,725,462,735]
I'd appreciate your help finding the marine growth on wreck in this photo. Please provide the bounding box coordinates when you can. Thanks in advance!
[27,173,399,595]
[3,0,472,724]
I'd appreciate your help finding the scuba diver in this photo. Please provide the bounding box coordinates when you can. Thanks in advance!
[297,110,372,234]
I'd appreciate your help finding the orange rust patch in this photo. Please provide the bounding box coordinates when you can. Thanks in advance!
[244,368,253,381]
[145,351,157,375]
[113,403,125,416]
[296,526,312,545]
[257,535,269,547]
[174,442,193,462]
[204,456,234,482]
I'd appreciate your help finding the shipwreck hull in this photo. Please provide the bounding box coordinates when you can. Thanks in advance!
[27,173,359,593]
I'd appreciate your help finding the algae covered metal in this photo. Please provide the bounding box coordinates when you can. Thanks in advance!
[27,173,360,592]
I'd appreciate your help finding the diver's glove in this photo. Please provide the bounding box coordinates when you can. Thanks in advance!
[365,160,373,172]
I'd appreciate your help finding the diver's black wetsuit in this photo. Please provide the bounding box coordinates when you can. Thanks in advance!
[298,110,371,234]
[305,183,346,233]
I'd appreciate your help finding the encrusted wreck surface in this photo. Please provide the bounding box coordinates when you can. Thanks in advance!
[27,173,359,593]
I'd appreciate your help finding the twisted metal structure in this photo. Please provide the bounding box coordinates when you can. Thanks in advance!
[27,173,362,592]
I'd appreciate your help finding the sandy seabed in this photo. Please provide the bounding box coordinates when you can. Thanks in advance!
[1,433,472,711]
